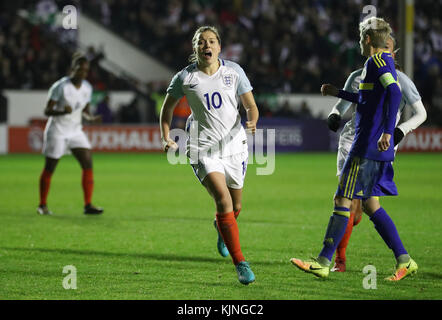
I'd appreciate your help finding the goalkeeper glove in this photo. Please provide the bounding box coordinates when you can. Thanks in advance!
[327,113,341,132]
[393,127,405,146]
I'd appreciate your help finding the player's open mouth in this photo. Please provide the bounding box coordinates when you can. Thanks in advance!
[203,51,212,58]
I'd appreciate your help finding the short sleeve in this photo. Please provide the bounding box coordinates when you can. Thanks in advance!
[344,69,362,93]
[225,61,253,96]
[397,71,421,106]
[235,65,253,96]
[166,71,185,99]
[47,80,63,102]
[331,69,362,116]
[85,80,93,103]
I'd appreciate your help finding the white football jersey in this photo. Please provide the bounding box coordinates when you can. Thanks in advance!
[44,76,93,136]
[167,59,252,159]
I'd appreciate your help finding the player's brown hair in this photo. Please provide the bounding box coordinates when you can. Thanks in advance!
[188,26,221,64]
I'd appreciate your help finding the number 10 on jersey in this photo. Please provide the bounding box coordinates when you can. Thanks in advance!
[204,92,222,110]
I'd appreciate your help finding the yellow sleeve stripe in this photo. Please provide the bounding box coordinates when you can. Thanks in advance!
[373,52,386,68]
[359,82,374,90]
[378,52,386,66]
[372,55,381,68]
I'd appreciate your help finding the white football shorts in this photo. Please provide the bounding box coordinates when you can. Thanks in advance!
[42,130,91,159]
[191,151,248,189]
[337,138,353,177]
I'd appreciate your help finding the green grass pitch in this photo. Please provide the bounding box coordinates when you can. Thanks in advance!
[0,152,441,300]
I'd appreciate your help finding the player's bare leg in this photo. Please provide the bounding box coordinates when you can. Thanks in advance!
[204,172,233,258]
[332,198,363,272]
[363,197,417,281]
[71,148,103,214]
[37,157,59,215]
[203,172,255,284]
[228,187,243,219]
[353,199,363,225]
[203,172,234,214]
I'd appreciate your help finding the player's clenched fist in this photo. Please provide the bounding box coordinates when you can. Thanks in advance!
[64,105,73,114]
[377,133,391,152]
[162,138,178,152]
[321,84,339,97]
[245,121,257,135]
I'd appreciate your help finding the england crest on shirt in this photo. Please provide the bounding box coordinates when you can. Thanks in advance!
[223,74,233,88]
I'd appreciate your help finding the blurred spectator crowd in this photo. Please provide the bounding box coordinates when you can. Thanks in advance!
[82,0,441,125]
[0,1,129,91]
[0,0,440,125]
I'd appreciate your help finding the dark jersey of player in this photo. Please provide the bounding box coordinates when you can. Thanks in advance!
[349,51,401,162]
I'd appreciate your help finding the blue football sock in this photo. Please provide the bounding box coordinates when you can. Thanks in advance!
[318,207,350,264]
[370,207,408,258]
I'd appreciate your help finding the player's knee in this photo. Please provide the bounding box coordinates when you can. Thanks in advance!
[82,162,93,170]
[362,201,378,217]
[353,210,363,225]
[361,201,368,212]
[334,196,350,208]
[80,155,93,169]
[233,203,242,213]
[44,158,58,173]
[215,195,233,213]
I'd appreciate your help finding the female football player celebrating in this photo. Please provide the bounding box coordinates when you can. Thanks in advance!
[37,53,103,215]
[159,26,259,285]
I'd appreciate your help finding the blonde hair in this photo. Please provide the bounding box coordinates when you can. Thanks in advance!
[188,26,221,64]
[359,17,392,49]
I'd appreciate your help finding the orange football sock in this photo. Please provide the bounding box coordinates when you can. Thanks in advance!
[336,212,355,261]
[216,211,245,265]
[39,169,53,206]
[82,169,94,206]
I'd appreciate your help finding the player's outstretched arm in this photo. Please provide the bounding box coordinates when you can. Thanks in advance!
[44,99,72,116]
[321,84,339,97]
[327,69,361,132]
[322,84,359,105]
[159,93,180,152]
[240,91,259,135]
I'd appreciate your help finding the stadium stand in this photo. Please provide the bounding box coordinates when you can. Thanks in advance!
[0,0,440,124]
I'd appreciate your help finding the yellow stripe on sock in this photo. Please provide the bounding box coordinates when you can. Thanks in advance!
[333,209,350,218]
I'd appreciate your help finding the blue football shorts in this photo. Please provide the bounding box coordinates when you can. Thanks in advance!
[336,155,398,199]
